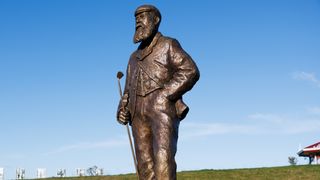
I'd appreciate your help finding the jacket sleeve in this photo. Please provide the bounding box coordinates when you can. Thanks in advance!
[117,56,132,115]
[162,39,200,101]
[123,59,131,97]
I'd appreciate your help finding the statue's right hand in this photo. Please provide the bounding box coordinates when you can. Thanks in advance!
[117,93,131,125]
[117,107,131,125]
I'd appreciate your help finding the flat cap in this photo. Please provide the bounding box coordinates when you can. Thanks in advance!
[135,4,161,18]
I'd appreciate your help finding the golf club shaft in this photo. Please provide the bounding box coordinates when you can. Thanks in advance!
[117,78,139,179]
[117,79,123,98]
[126,124,138,177]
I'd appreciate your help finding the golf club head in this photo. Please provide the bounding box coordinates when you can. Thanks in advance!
[117,71,124,79]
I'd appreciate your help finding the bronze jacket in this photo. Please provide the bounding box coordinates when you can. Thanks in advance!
[123,32,200,120]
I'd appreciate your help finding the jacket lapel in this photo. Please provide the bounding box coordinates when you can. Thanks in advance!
[136,32,162,61]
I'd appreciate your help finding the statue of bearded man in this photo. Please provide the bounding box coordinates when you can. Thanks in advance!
[117,4,200,180]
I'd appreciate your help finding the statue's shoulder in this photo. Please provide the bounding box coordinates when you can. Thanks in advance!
[158,34,181,50]
[159,34,178,45]
[130,50,138,57]
[128,51,138,65]
[129,50,138,59]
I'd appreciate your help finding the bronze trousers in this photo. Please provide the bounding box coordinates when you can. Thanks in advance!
[132,90,179,180]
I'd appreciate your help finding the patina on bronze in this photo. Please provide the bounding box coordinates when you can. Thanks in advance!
[117,4,200,180]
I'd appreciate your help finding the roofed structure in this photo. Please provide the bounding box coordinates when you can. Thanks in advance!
[298,141,320,164]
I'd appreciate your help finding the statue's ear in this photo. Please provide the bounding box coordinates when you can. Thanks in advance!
[154,16,160,25]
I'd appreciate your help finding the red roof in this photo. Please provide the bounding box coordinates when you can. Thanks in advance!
[305,142,320,149]
[298,141,320,157]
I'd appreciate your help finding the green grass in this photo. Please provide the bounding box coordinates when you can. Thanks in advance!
[37,165,320,180]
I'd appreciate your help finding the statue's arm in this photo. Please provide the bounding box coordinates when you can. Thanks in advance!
[123,62,131,97]
[162,39,200,101]
[116,59,131,125]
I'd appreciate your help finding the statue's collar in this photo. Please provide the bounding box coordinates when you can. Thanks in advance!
[136,32,162,61]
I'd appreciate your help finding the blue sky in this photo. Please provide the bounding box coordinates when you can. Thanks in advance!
[0,0,320,179]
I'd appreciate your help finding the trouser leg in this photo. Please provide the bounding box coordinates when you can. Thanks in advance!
[151,111,179,180]
[132,97,155,180]
[132,91,180,180]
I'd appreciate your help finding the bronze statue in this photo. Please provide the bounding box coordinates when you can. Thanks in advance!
[117,4,200,180]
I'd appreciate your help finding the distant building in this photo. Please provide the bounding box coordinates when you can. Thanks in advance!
[37,168,46,178]
[76,168,86,176]
[16,168,25,179]
[0,168,4,180]
[96,168,103,176]
[297,141,320,164]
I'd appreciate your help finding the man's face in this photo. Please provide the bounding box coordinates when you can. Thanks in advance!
[134,11,157,44]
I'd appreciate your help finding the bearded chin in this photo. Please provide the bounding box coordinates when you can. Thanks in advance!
[133,27,153,44]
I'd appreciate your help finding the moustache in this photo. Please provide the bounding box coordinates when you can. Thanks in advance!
[135,23,145,30]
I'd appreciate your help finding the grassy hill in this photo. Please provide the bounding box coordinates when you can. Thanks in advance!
[38,165,320,180]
